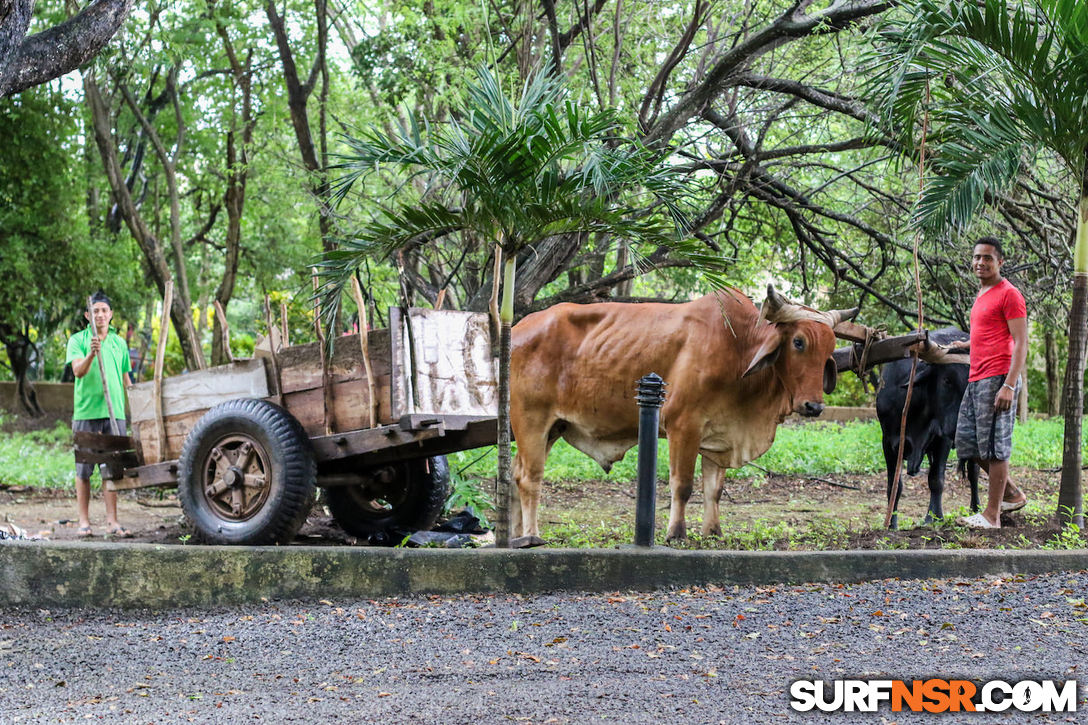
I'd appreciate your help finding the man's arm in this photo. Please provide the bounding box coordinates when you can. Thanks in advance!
[69,336,101,379]
[995,316,1028,412]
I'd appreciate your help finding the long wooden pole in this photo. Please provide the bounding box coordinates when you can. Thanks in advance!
[313,274,333,435]
[87,295,121,436]
[153,281,173,463]
[350,276,379,428]
[213,300,233,363]
[886,77,932,529]
[263,295,284,408]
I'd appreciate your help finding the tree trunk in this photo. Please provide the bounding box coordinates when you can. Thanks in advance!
[1058,189,1088,528]
[266,0,333,251]
[494,255,517,548]
[83,71,205,371]
[1044,328,1061,416]
[211,29,255,367]
[1,329,42,417]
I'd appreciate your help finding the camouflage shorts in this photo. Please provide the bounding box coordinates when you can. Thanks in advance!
[955,375,1019,462]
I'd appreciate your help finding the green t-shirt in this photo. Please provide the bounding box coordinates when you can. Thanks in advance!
[66,327,132,421]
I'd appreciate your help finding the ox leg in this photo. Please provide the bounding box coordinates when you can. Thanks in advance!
[964,459,981,512]
[700,457,724,537]
[665,429,700,542]
[510,420,553,548]
[923,439,951,524]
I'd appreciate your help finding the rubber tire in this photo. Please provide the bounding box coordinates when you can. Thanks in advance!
[326,456,450,539]
[178,399,316,545]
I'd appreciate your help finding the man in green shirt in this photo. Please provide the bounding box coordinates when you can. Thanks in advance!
[65,291,133,537]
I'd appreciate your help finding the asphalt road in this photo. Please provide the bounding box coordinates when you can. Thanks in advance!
[2,571,1087,723]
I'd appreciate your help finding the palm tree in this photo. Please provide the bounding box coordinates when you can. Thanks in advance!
[317,66,691,546]
[868,0,1088,527]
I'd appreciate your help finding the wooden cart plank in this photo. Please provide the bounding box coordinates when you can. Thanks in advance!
[129,358,269,422]
[73,449,139,467]
[309,425,443,462]
[350,418,498,468]
[132,409,205,465]
[104,461,179,491]
[397,413,494,432]
[273,331,391,393]
[73,431,134,450]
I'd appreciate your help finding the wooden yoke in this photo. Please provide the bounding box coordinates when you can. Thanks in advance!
[832,327,970,374]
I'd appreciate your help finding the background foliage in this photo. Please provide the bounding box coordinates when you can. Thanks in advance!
[0,0,1076,418]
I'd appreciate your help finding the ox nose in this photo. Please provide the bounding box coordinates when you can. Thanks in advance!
[801,401,825,417]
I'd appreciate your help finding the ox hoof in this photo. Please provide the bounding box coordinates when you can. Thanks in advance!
[664,531,687,544]
[510,535,547,549]
[700,526,722,538]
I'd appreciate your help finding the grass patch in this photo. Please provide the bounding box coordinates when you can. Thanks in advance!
[451,417,1074,484]
[0,421,75,489]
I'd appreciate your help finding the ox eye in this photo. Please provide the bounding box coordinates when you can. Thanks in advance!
[793,336,806,351]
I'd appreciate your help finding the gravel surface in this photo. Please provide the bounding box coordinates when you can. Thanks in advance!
[2,571,1087,723]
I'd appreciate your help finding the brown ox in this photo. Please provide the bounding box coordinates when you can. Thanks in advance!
[510,286,857,544]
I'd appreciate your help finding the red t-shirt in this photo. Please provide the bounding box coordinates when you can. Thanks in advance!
[969,278,1026,382]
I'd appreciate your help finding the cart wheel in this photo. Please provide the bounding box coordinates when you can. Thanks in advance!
[178,399,316,545]
[326,456,450,541]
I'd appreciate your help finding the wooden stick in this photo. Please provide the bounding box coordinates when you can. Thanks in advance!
[87,295,121,437]
[153,281,173,464]
[884,350,920,529]
[280,301,289,348]
[213,300,233,363]
[263,295,284,408]
[351,276,379,428]
[313,274,333,435]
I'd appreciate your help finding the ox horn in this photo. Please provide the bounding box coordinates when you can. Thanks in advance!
[759,284,859,330]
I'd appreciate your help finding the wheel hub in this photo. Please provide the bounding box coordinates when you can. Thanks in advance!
[201,435,270,521]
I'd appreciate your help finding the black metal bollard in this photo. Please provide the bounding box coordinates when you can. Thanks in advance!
[634,373,666,547]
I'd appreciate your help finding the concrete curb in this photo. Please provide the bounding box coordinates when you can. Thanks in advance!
[3,542,1088,609]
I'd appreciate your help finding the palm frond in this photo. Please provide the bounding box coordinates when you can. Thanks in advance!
[318,62,711,332]
[866,0,1088,231]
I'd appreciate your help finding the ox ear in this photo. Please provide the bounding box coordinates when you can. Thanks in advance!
[743,332,782,377]
[823,358,837,394]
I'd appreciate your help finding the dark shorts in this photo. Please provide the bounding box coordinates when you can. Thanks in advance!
[73,418,128,480]
[954,375,1019,462]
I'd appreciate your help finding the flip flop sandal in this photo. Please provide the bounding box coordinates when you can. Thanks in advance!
[76,525,93,537]
[105,526,133,538]
[956,512,999,529]
[1000,499,1027,513]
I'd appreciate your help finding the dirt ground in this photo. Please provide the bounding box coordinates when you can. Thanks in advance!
[0,463,1071,549]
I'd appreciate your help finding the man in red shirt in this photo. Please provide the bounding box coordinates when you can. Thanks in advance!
[952,237,1028,528]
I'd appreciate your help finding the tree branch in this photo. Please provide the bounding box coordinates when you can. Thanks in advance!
[0,0,133,97]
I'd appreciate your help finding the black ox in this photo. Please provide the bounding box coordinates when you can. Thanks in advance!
[876,327,980,528]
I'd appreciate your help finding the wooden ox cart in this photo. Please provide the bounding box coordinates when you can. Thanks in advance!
[74,309,498,545]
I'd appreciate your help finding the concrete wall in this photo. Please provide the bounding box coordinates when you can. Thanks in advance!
[0,381,74,416]
[787,405,876,423]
